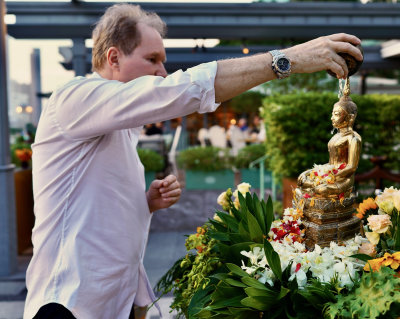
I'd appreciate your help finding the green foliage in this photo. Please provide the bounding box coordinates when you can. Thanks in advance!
[262,71,338,95]
[234,144,268,169]
[230,91,265,113]
[262,92,400,178]
[177,146,232,171]
[137,148,164,172]
[324,267,400,319]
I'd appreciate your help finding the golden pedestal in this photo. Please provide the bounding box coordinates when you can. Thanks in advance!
[294,188,360,248]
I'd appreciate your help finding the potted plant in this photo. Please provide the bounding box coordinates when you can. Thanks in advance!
[137,148,165,188]
[11,138,34,254]
[234,143,272,189]
[177,146,234,190]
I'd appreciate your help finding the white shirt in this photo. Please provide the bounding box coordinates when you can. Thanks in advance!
[24,62,219,319]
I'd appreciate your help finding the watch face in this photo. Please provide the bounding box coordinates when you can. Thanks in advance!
[277,58,290,72]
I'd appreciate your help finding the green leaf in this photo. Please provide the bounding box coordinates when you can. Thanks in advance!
[224,278,248,288]
[241,277,269,290]
[238,192,248,214]
[229,233,248,244]
[245,193,255,215]
[246,210,264,243]
[228,242,253,265]
[216,212,239,232]
[252,193,266,234]
[210,273,230,281]
[263,239,282,281]
[209,231,230,242]
[245,286,275,297]
[208,219,228,232]
[238,221,250,240]
[230,206,244,222]
[349,253,373,262]
[208,295,245,309]
[265,196,274,234]
[226,263,250,278]
[241,296,277,311]
[188,285,214,318]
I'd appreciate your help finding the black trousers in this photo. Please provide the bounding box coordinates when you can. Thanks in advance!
[33,303,136,319]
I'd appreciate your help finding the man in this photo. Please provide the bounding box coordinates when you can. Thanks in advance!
[24,3,363,319]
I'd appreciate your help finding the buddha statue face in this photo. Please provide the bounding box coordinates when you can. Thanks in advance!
[331,104,350,129]
[331,96,357,130]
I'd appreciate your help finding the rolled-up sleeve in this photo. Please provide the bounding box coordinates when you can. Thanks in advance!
[50,62,220,141]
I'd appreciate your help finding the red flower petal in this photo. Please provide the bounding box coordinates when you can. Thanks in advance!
[338,163,347,170]
[314,172,318,176]
[304,193,311,199]
[332,169,338,174]
[295,263,301,272]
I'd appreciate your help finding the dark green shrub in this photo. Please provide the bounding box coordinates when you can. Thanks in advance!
[137,148,164,172]
[177,146,232,171]
[262,92,400,178]
[234,143,268,169]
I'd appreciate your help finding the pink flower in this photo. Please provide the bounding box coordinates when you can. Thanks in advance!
[358,242,377,257]
[367,214,392,234]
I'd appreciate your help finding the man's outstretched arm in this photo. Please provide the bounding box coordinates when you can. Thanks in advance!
[215,33,363,103]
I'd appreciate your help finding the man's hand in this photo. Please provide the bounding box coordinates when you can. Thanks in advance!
[146,175,181,213]
[283,33,363,79]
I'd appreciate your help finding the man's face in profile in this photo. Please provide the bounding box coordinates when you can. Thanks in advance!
[117,23,167,82]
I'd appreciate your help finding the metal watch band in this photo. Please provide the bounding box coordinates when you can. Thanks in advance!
[269,49,291,79]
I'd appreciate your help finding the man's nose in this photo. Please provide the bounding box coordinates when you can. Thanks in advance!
[156,63,167,78]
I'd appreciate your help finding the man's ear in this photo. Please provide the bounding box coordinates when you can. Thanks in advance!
[106,47,120,70]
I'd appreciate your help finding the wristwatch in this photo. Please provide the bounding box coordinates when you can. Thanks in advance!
[269,50,291,79]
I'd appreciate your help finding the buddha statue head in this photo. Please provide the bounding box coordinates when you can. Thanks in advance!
[331,95,357,130]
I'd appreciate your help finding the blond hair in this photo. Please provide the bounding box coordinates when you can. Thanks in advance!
[91,4,166,72]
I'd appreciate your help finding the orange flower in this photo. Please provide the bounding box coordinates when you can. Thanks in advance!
[356,198,377,219]
[15,148,32,162]
[364,252,400,272]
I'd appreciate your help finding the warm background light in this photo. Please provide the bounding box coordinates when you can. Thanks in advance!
[230,119,236,125]
[16,106,23,114]
[25,105,33,113]
[242,47,249,54]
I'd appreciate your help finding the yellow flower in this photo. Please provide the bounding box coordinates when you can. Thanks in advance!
[213,213,222,223]
[234,197,240,210]
[365,231,380,245]
[375,186,400,215]
[367,214,392,234]
[236,182,251,195]
[356,198,377,219]
[217,191,230,210]
[364,252,400,272]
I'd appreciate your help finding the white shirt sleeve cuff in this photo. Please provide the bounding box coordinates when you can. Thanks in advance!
[186,61,221,114]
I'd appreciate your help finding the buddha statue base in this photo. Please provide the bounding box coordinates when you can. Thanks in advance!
[293,188,360,249]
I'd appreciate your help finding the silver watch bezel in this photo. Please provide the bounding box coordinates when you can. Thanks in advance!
[269,49,291,79]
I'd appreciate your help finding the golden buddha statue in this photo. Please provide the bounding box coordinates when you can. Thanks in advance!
[297,80,361,197]
[293,79,361,248]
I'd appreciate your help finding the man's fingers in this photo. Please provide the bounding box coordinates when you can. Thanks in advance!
[162,196,180,204]
[329,61,347,79]
[331,41,363,61]
[161,188,182,198]
[328,33,361,46]
[161,174,178,187]
[331,54,348,78]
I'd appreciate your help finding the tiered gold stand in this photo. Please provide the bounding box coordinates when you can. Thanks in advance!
[294,188,360,248]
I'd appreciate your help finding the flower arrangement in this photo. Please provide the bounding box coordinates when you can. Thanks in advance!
[307,163,347,187]
[156,184,400,319]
